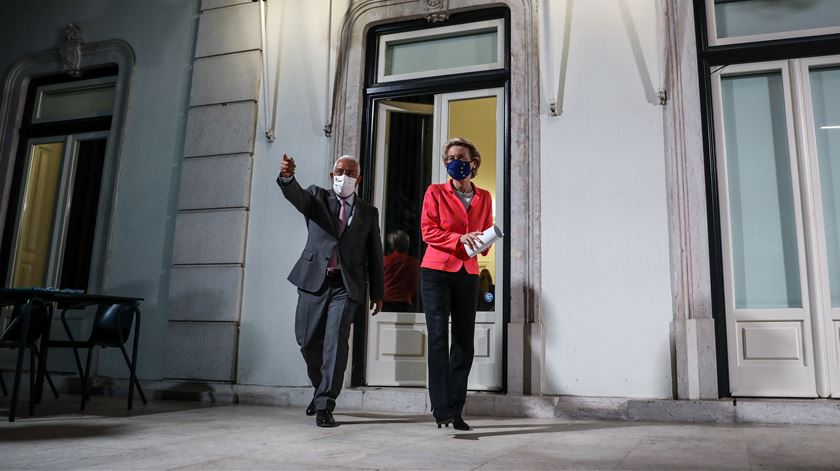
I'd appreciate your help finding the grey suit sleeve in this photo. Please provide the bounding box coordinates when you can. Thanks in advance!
[367,206,385,300]
[276,175,318,218]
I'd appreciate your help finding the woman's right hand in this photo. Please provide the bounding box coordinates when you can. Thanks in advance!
[460,231,483,251]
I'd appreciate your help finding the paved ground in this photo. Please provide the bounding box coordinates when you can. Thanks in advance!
[2,396,840,470]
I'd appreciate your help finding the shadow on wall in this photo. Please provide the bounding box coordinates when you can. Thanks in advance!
[158,381,221,402]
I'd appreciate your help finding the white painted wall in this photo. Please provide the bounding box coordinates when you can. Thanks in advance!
[539,0,674,398]
[1,0,677,396]
[238,0,351,386]
[0,1,199,379]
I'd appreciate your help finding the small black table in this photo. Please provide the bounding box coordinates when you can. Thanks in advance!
[0,288,143,405]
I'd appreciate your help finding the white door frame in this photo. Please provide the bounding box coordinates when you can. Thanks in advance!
[365,88,506,391]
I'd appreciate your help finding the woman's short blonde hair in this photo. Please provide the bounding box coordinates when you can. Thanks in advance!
[442,137,481,178]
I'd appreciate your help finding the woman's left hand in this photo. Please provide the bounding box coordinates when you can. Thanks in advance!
[460,231,483,251]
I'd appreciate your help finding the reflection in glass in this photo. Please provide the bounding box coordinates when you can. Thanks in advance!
[810,66,840,307]
[384,230,420,311]
[721,72,802,309]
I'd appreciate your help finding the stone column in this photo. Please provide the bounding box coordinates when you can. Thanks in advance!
[164,0,261,382]
[663,0,718,400]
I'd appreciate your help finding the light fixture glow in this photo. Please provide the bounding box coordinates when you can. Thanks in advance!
[821,125,840,130]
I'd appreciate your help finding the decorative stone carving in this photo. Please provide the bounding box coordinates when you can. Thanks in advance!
[59,23,83,77]
[422,0,449,22]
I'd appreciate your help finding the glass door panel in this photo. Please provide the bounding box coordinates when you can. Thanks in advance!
[714,62,817,397]
[11,141,65,287]
[809,66,840,307]
[446,96,499,312]
[437,89,504,391]
[801,56,840,397]
[60,138,107,290]
[721,72,802,309]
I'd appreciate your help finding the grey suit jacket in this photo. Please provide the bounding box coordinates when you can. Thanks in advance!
[277,176,384,303]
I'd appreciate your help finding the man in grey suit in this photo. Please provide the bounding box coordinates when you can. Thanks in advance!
[277,153,384,427]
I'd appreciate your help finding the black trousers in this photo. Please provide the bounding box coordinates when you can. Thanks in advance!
[294,274,358,412]
[421,267,479,418]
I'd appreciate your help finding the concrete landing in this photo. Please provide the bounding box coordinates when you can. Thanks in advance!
[3,396,840,470]
[101,381,840,426]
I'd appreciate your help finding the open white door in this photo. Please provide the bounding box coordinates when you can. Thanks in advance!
[366,100,435,387]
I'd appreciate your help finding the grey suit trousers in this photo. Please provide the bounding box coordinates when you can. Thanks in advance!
[295,274,358,412]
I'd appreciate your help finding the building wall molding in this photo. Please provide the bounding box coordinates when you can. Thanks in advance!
[662,0,718,399]
[328,0,542,394]
[163,1,261,383]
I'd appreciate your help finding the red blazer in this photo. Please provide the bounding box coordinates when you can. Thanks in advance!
[420,181,494,275]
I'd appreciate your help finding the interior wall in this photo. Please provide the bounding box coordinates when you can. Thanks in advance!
[539,0,674,398]
[448,96,498,279]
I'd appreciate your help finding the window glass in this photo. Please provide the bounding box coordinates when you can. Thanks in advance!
[385,30,498,76]
[810,66,840,307]
[378,19,504,82]
[721,72,802,309]
[715,0,840,41]
[34,78,116,123]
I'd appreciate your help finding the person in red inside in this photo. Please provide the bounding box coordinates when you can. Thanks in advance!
[383,230,419,312]
[419,137,494,431]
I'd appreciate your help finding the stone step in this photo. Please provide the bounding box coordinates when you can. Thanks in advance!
[102,380,840,426]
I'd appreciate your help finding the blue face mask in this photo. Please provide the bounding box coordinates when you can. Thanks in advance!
[447,160,472,180]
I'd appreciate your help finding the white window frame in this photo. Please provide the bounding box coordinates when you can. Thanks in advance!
[706,0,840,46]
[32,76,117,124]
[376,19,505,83]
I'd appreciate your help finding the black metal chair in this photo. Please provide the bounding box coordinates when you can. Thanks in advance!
[50,301,147,411]
[0,299,61,422]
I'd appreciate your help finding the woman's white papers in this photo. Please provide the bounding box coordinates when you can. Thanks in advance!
[465,224,504,258]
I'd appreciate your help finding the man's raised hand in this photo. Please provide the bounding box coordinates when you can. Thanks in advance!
[280,153,296,178]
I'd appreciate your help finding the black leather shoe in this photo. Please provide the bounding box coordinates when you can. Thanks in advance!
[316,409,336,427]
[452,416,471,431]
[305,399,316,416]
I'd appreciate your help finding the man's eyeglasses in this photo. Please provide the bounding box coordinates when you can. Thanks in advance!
[333,168,359,178]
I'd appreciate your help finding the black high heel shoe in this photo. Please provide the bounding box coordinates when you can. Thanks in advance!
[452,416,471,431]
[435,416,454,428]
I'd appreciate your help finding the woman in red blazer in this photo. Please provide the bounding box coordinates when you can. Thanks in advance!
[420,137,494,431]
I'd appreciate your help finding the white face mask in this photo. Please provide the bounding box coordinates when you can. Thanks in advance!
[333,174,357,198]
